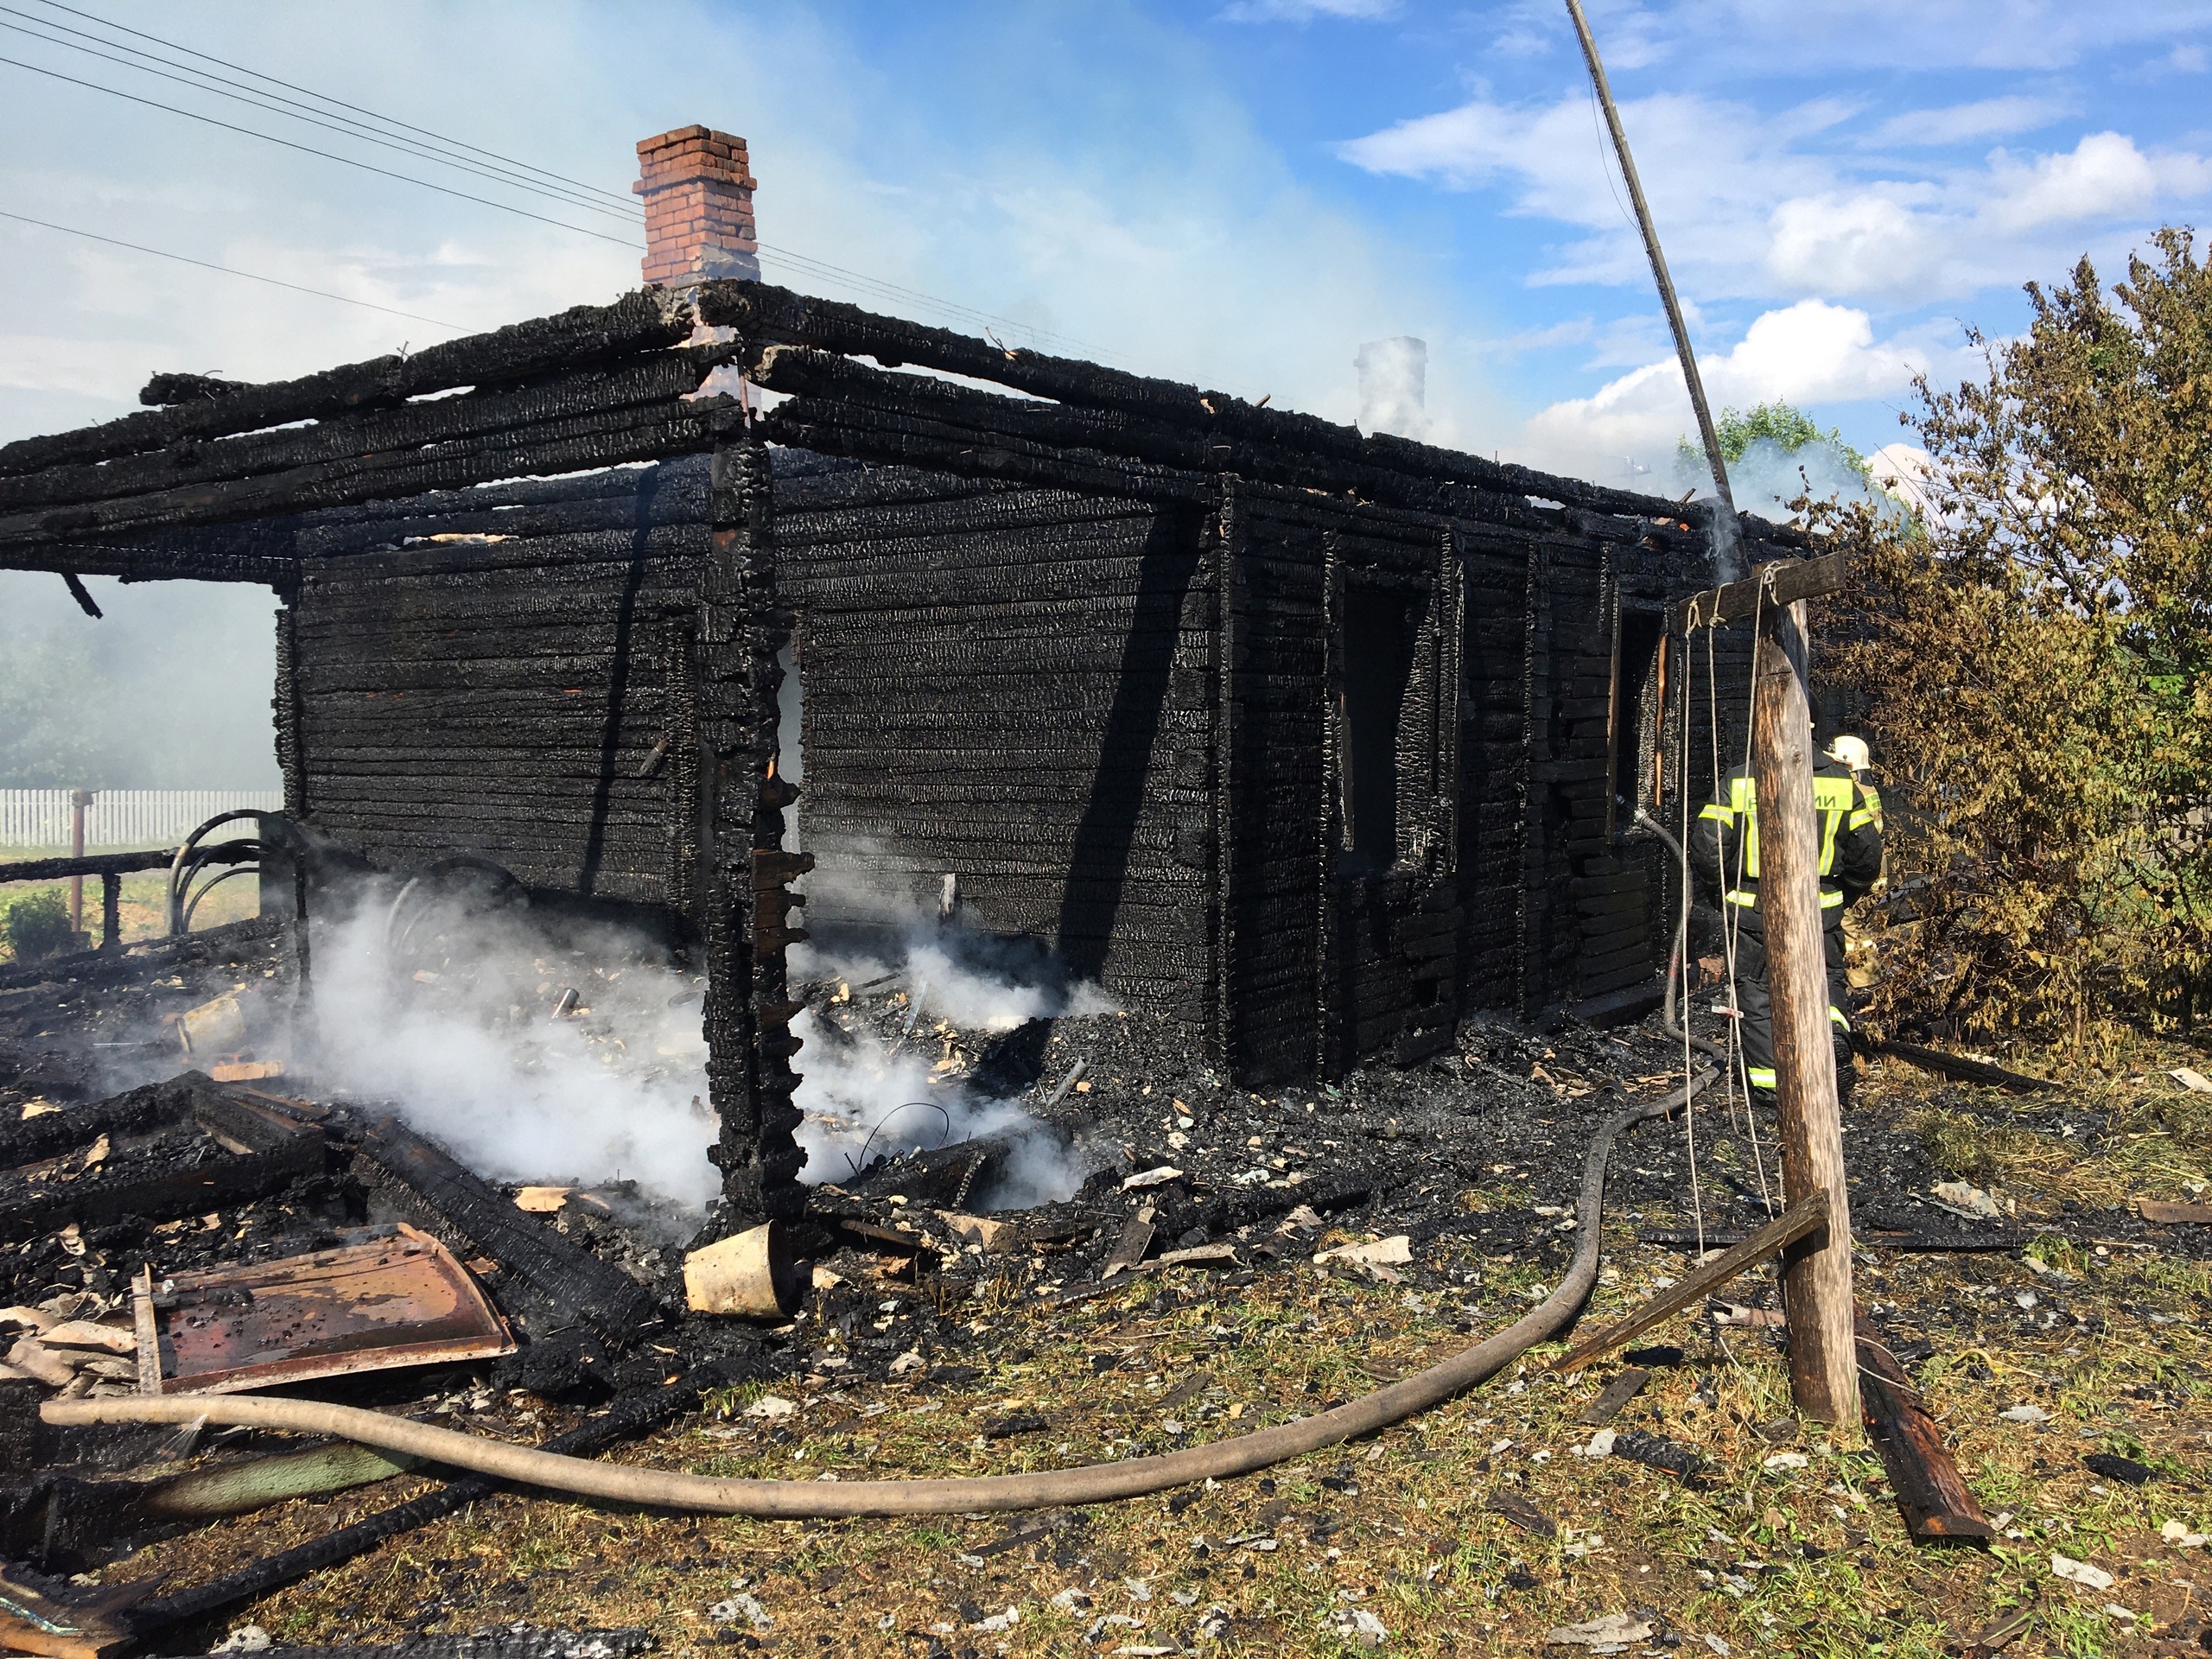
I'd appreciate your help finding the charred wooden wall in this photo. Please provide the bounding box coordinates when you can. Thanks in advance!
[773,455,1215,1024]
[275,464,714,911]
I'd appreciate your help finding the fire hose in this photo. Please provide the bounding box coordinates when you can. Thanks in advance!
[46,1072,1708,1518]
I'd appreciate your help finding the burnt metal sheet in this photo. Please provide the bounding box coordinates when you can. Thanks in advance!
[135,1222,514,1395]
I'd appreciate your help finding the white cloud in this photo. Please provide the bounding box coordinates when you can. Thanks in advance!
[1344,91,2212,307]
[1982,130,2194,231]
[1519,299,1930,474]
[1869,96,2068,147]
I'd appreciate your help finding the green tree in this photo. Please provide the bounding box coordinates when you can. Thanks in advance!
[1825,227,2212,1046]
[1676,400,1872,480]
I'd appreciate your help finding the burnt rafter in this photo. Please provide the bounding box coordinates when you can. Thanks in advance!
[704,282,1688,524]
[0,289,700,477]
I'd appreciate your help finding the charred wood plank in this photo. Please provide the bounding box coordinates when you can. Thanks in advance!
[1869,1039,2054,1094]
[0,1075,201,1171]
[353,1115,659,1343]
[0,849,176,883]
[1856,1316,1994,1541]
[0,396,731,552]
[0,352,733,516]
[1552,1190,1829,1375]
[0,290,695,477]
[0,1081,323,1243]
[707,281,1694,522]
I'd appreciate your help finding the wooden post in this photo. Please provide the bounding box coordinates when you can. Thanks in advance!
[1750,604,1859,1426]
[68,788,92,937]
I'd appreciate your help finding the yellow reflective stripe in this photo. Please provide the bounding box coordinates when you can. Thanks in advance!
[1829,1006,1852,1030]
[1726,890,1759,906]
[1746,1067,1777,1090]
[1700,803,1735,823]
[1861,786,1883,814]
[1848,808,1875,830]
[1818,804,1841,874]
[1821,888,1845,907]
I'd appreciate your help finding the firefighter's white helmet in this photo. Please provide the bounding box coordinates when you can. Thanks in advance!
[1827,734,1871,772]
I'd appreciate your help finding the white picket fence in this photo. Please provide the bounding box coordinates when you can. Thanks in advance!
[0,789,283,849]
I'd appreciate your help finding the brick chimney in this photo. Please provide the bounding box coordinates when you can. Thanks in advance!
[634,124,760,286]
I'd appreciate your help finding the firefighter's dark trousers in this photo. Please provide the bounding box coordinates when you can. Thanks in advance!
[1729,917,1853,1096]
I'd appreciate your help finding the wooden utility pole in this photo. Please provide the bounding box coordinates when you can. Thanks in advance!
[1562,0,1745,582]
[1676,560,1859,1428]
[1749,602,1859,1426]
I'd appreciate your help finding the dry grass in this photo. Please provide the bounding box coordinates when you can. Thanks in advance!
[1909,1073,2212,1208]
[77,1044,2212,1656]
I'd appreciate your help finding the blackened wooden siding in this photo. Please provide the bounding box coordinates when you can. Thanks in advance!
[772,458,1216,1024]
[287,461,711,907]
[245,449,1768,1081]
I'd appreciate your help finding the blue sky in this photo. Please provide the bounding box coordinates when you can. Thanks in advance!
[3,0,2210,498]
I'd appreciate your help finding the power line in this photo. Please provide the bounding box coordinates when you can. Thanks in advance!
[0,10,645,226]
[19,0,640,213]
[15,1,1143,363]
[10,3,1244,387]
[0,207,469,330]
[0,54,644,248]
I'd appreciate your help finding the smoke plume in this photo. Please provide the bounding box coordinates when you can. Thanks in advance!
[787,859,1114,1208]
[309,885,721,1208]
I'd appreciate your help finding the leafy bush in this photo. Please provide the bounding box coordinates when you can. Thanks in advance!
[1676,399,1872,479]
[1826,228,2212,1047]
[2,887,76,963]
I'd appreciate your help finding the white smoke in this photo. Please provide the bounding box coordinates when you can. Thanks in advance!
[1356,335,1429,441]
[786,1006,1082,1209]
[310,889,721,1208]
[786,859,1114,1207]
[300,856,1110,1214]
[1681,435,1914,524]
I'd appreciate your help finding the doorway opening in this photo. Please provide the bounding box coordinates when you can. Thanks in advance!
[1338,585,1420,877]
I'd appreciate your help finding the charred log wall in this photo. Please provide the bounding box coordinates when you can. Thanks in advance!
[773,454,1215,1026]
[285,463,712,908]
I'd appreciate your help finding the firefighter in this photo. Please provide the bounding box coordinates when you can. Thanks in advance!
[1689,738,1882,1100]
[1826,734,1886,993]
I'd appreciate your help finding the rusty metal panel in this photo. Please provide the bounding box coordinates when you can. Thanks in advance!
[137,1223,513,1395]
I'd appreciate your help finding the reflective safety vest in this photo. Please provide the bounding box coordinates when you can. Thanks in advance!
[1693,760,1882,920]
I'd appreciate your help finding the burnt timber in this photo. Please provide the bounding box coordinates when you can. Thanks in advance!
[0,278,1801,1220]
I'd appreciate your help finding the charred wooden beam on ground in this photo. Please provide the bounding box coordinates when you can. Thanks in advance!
[1855,1315,1995,1541]
[0,1074,323,1243]
[352,1116,658,1344]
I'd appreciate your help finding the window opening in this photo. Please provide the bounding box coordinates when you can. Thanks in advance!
[1338,584,1420,877]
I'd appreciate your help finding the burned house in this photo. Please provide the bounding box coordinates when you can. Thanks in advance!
[0,125,1796,1225]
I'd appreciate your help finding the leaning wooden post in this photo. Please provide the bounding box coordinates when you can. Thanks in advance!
[1750,601,1859,1427]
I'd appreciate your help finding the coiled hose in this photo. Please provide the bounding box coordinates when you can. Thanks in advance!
[47,1072,1708,1518]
